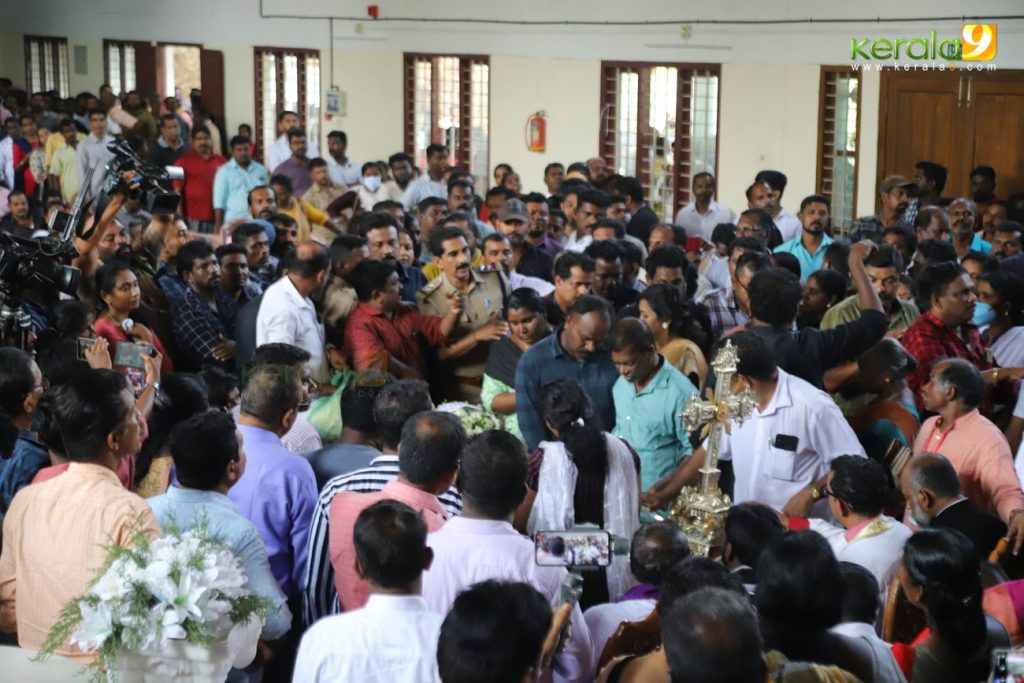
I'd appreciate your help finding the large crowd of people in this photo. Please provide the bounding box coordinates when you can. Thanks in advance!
[2,79,1024,682]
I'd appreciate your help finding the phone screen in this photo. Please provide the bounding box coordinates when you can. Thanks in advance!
[114,341,153,369]
[76,337,95,360]
[535,530,612,568]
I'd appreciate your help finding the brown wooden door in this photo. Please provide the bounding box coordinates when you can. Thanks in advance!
[963,73,1024,201]
[877,69,1024,209]
[199,49,226,155]
[878,72,969,194]
[134,43,158,97]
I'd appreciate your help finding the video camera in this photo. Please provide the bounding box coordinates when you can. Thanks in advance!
[100,139,183,215]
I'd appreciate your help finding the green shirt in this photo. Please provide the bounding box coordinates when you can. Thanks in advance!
[820,294,919,332]
[612,356,698,491]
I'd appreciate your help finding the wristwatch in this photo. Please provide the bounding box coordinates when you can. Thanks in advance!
[807,485,822,500]
[145,381,160,393]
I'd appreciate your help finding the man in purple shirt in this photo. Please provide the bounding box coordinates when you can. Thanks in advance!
[229,362,318,603]
[271,128,314,196]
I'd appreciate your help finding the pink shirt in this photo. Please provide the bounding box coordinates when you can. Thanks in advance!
[328,480,447,611]
[914,409,1024,523]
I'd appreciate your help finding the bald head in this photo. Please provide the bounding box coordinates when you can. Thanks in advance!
[287,241,331,291]
[630,522,692,585]
[906,453,962,500]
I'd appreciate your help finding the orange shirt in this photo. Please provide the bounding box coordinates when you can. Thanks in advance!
[914,409,1024,523]
[0,463,161,656]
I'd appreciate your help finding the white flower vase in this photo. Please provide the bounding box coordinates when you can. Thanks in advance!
[109,616,262,683]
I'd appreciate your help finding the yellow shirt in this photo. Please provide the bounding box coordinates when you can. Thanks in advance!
[280,198,330,243]
[0,462,161,656]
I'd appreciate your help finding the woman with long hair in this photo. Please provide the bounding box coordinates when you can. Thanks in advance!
[93,260,173,374]
[637,283,710,388]
[481,288,552,443]
[848,338,921,461]
[892,528,990,682]
[134,373,209,497]
[516,377,640,608]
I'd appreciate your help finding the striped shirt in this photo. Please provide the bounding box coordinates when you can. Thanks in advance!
[302,454,462,626]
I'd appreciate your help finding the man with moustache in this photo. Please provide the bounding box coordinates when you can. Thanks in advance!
[522,191,562,258]
[674,172,736,243]
[479,233,554,297]
[358,212,427,302]
[176,125,226,234]
[949,197,992,260]
[849,176,915,243]
[754,171,802,243]
[494,198,554,282]
[417,227,510,403]
[773,195,835,280]
[172,240,239,371]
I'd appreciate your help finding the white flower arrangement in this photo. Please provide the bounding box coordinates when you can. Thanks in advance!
[436,401,505,437]
[39,518,271,681]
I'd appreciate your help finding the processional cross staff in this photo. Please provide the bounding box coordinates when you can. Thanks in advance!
[671,339,756,556]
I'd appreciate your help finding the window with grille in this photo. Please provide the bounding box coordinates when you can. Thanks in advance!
[404,54,490,192]
[104,41,138,97]
[817,67,861,231]
[253,47,321,166]
[24,35,69,98]
[600,63,720,222]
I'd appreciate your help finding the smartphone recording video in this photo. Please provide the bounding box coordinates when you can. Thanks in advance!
[535,530,612,568]
[76,337,95,360]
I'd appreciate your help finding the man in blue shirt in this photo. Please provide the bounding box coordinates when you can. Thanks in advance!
[516,295,619,451]
[213,135,269,232]
[608,318,698,493]
[147,411,292,642]
[773,194,835,280]
[229,363,318,604]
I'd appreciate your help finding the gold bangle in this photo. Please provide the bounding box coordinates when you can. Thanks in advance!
[993,368,1000,384]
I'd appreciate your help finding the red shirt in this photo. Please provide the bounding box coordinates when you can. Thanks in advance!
[902,311,990,413]
[176,149,226,221]
[344,302,447,375]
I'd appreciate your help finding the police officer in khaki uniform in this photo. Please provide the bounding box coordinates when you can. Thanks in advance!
[417,226,510,403]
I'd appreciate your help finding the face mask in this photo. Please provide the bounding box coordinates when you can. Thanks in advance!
[972,301,996,326]
[363,176,382,192]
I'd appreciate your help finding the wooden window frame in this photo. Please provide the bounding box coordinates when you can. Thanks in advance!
[253,46,321,166]
[403,53,491,188]
[24,35,70,98]
[103,40,140,97]
[816,66,862,231]
[599,61,722,220]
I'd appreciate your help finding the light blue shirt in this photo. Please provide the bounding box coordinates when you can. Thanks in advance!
[969,233,993,254]
[612,357,698,491]
[774,232,835,280]
[213,158,269,222]
[147,486,292,639]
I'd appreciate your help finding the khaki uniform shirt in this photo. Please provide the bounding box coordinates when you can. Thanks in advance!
[417,267,508,400]
[304,182,349,213]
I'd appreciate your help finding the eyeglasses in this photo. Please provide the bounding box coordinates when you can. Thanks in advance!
[34,378,50,392]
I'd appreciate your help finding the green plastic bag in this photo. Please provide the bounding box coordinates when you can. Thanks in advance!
[306,370,351,442]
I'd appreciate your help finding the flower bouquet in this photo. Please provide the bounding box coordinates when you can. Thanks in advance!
[437,401,505,437]
[39,520,272,682]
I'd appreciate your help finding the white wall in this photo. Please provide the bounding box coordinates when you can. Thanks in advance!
[489,56,601,195]
[717,64,821,218]
[325,51,404,164]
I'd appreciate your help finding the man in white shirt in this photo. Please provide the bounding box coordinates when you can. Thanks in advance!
[674,172,737,243]
[77,108,115,200]
[754,170,802,242]
[645,331,865,516]
[266,110,320,172]
[0,134,13,195]
[256,241,329,382]
[801,456,912,590]
[421,430,594,682]
[402,143,449,212]
[831,562,909,683]
[293,499,442,683]
[325,130,361,186]
[583,522,690,673]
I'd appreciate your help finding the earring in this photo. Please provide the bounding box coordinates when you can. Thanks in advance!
[662,322,669,330]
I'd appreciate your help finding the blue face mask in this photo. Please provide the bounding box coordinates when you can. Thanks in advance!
[972,301,996,326]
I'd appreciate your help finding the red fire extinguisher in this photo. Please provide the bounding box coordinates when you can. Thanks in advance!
[526,111,546,153]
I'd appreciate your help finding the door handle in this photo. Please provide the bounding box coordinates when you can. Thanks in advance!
[957,76,964,108]
[965,77,973,108]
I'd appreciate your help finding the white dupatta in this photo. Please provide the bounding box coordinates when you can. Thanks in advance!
[527,434,641,600]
